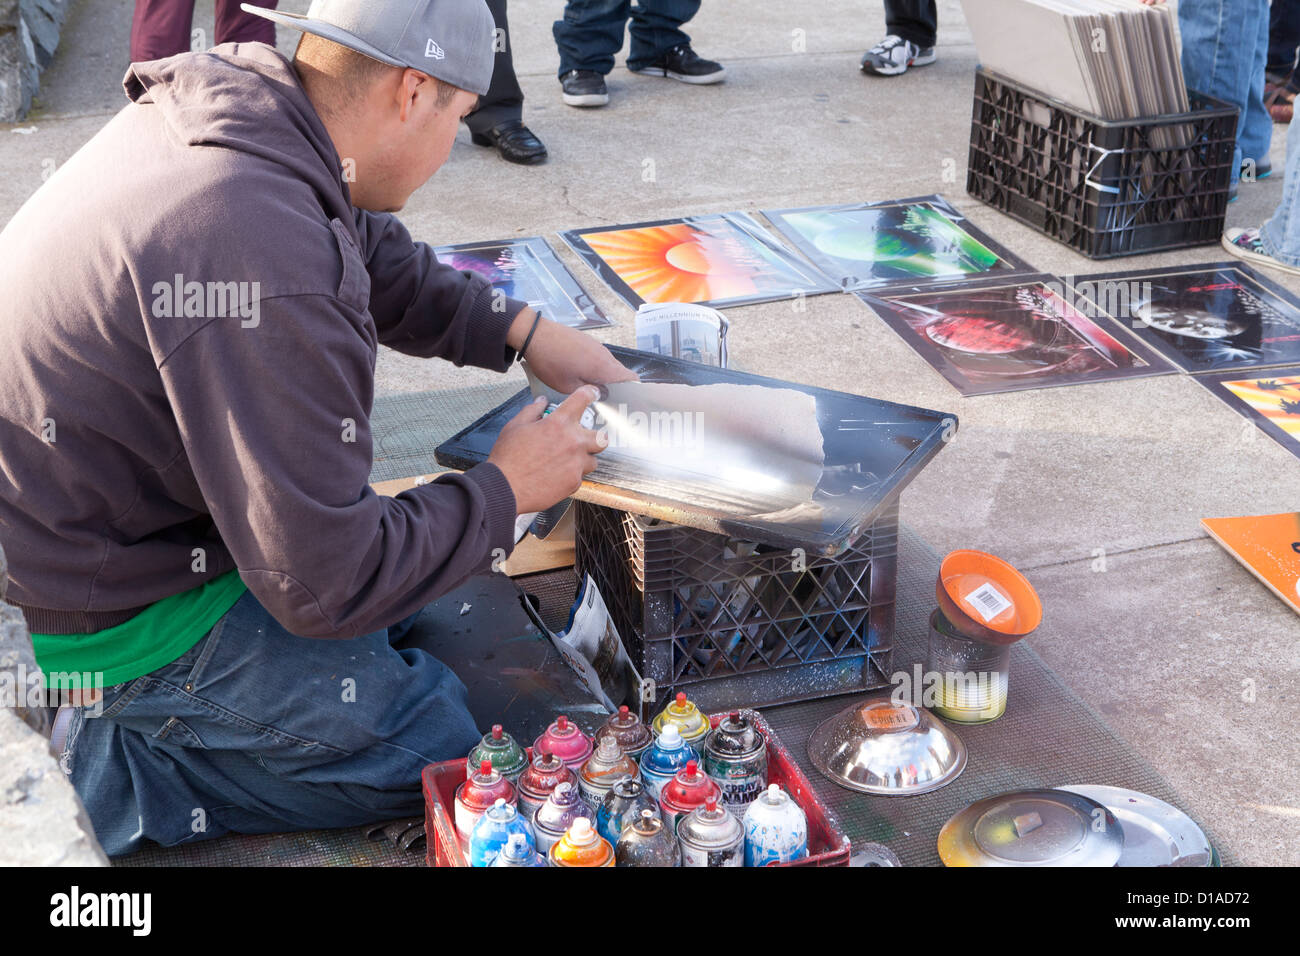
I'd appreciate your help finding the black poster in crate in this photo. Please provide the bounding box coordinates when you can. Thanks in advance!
[435,347,956,556]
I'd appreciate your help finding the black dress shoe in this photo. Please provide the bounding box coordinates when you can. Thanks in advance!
[470,119,548,165]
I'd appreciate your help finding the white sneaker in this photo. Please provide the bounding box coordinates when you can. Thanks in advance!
[860,35,936,76]
[1222,227,1300,277]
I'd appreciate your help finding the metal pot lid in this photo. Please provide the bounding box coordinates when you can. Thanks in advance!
[807,698,967,797]
[849,843,902,867]
[938,789,1123,867]
[1055,785,1212,867]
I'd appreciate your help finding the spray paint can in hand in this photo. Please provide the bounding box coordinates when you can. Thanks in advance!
[549,816,614,867]
[533,714,594,771]
[532,781,593,857]
[615,809,681,867]
[578,735,640,807]
[678,796,745,867]
[467,724,528,784]
[594,704,654,759]
[659,759,722,835]
[596,775,660,846]
[743,783,808,866]
[703,710,768,817]
[490,832,547,867]
[468,797,535,867]
[454,759,516,851]
[516,747,577,823]
[651,692,711,754]
[639,724,699,800]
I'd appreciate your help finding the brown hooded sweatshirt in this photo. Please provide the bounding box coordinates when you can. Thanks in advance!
[0,43,523,640]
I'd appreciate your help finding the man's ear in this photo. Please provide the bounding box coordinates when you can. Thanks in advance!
[396,69,428,123]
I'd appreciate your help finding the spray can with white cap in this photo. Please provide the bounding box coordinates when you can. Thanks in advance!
[743,783,808,866]
[468,797,534,867]
[549,817,614,867]
[639,724,699,801]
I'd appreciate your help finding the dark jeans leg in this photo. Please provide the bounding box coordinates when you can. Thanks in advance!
[468,0,526,135]
[130,0,195,61]
[554,0,633,76]
[884,0,938,49]
[215,0,277,46]
[1268,0,1300,76]
[65,590,482,857]
[627,0,701,71]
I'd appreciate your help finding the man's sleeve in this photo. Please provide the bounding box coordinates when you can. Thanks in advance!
[156,294,518,639]
[354,208,528,370]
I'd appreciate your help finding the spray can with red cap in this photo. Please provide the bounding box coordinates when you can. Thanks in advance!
[467,724,528,784]
[659,759,722,835]
[650,692,711,754]
[454,760,516,850]
[533,714,594,771]
[593,705,653,759]
[702,710,768,816]
[516,747,577,822]
[678,796,745,867]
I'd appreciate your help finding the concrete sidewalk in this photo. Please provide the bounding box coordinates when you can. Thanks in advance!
[1,0,1297,865]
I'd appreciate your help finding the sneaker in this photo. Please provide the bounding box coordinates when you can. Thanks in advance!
[560,70,609,107]
[1222,227,1300,276]
[860,35,936,76]
[631,44,725,85]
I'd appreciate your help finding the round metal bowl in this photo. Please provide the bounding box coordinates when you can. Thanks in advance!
[938,788,1123,867]
[807,697,967,797]
[1056,785,1213,867]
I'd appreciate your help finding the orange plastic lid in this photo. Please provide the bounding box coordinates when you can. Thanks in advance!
[939,550,1042,636]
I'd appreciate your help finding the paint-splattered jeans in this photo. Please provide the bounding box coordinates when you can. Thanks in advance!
[62,589,482,857]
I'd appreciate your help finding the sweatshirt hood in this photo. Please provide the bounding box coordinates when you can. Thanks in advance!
[123,43,353,222]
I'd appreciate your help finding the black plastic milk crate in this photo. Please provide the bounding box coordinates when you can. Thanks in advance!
[966,67,1237,259]
[573,499,897,717]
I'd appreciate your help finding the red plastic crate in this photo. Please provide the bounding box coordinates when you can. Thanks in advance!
[422,709,850,867]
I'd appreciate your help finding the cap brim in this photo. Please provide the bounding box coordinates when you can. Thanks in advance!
[238,4,407,69]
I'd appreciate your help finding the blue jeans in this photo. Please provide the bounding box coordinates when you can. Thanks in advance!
[1260,115,1300,263]
[1179,0,1273,183]
[553,0,701,76]
[63,589,482,857]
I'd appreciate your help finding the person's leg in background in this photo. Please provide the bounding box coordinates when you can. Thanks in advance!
[1179,0,1271,188]
[1267,0,1300,87]
[130,0,195,62]
[862,0,938,77]
[554,0,632,106]
[1225,111,1300,273]
[626,0,721,83]
[467,0,548,165]
[63,590,483,857]
[214,0,277,46]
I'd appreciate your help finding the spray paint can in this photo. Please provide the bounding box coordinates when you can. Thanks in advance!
[594,705,654,759]
[615,809,681,867]
[549,816,614,867]
[489,832,547,867]
[639,724,699,801]
[659,759,722,835]
[467,724,529,784]
[651,692,711,754]
[743,783,808,866]
[596,775,660,846]
[516,747,577,822]
[578,735,640,807]
[703,710,768,817]
[454,759,516,851]
[468,797,535,867]
[533,714,594,771]
[532,781,593,856]
[678,796,745,867]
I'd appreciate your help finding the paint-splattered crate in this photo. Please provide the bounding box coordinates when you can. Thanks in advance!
[421,709,851,867]
[573,499,897,718]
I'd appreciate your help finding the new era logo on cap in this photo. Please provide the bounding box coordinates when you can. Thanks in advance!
[424,38,445,59]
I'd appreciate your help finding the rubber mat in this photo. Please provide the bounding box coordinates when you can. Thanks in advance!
[114,389,1229,867]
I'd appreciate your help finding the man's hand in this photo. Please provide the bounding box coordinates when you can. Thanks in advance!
[508,308,638,393]
[487,387,608,514]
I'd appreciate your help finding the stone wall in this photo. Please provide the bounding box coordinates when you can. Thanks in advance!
[0,540,108,865]
[0,0,74,122]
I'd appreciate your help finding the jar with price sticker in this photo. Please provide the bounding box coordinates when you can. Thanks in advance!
[927,609,1010,724]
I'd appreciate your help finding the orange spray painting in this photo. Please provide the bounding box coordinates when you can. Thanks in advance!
[1201,366,1300,461]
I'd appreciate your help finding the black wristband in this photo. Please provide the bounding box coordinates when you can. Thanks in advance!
[518,311,543,362]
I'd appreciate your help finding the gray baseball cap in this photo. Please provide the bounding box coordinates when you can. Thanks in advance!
[240,0,496,96]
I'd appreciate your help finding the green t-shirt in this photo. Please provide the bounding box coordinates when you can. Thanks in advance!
[32,571,248,689]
